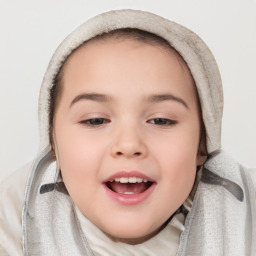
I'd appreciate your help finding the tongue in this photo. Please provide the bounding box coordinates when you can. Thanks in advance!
[108,182,150,194]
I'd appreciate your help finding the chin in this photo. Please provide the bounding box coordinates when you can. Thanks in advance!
[99,218,164,244]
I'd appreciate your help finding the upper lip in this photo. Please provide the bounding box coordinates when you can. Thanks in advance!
[103,171,155,183]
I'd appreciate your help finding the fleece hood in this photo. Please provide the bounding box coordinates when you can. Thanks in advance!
[38,9,223,154]
[22,9,256,256]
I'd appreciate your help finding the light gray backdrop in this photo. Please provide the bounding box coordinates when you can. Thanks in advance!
[0,0,255,181]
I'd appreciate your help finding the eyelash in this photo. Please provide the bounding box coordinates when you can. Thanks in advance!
[79,118,177,127]
[79,118,110,126]
[147,118,177,126]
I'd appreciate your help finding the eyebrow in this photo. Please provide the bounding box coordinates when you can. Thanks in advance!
[70,93,113,107]
[145,94,189,109]
[70,92,189,109]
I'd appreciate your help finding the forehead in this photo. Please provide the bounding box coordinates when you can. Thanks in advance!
[65,36,189,74]
[60,37,198,105]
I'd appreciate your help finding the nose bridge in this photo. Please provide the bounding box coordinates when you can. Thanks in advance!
[111,118,147,158]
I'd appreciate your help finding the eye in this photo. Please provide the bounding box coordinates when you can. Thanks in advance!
[148,118,177,126]
[79,118,110,127]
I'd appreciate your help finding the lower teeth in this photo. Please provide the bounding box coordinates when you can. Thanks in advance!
[119,191,136,195]
[106,181,153,194]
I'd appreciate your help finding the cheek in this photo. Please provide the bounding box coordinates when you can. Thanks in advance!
[154,125,200,169]
[55,122,107,183]
[152,127,199,200]
[54,123,109,211]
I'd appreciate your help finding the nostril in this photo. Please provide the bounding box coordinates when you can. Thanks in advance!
[115,152,141,156]
[115,151,142,157]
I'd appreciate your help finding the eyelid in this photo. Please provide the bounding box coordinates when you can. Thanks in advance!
[78,112,110,119]
[146,112,178,120]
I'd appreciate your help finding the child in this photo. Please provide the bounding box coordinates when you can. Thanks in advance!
[0,9,255,256]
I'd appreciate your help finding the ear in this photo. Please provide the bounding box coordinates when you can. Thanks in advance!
[197,153,207,166]
[196,135,207,166]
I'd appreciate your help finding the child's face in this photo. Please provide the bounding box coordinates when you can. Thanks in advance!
[54,38,203,243]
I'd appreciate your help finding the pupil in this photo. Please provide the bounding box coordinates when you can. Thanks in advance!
[156,118,166,124]
[91,118,103,125]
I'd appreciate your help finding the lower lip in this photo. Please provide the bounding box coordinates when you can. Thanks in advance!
[103,183,156,205]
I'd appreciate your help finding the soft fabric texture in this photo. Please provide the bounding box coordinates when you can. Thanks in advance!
[20,147,256,255]
[0,9,255,256]
[76,207,185,256]
[1,160,256,255]
[0,163,31,256]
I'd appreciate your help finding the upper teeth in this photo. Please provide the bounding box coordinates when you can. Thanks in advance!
[110,177,148,183]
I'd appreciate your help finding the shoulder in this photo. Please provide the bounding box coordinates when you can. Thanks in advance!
[0,162,31,255]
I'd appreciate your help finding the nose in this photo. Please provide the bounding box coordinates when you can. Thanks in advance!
[110,125,148,159]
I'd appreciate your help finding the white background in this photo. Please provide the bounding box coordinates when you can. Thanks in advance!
[0,0,255,181]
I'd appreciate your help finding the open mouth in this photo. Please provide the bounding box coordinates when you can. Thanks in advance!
[105,177,154,195]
